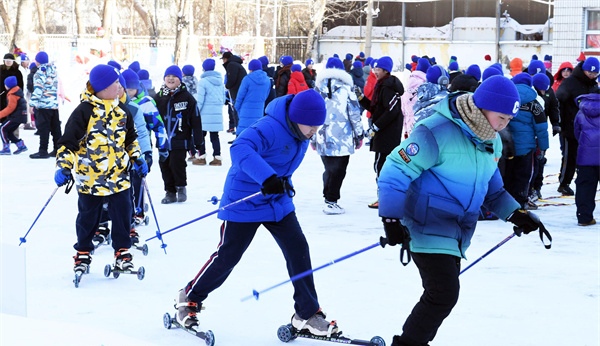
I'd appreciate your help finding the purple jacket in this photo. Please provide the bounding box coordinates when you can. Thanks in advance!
[574,93,600,166]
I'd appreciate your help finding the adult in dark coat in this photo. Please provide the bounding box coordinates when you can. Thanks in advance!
[275,55,293,97]
[222,52,247,132]
[302,59,317,89]
[555,58,600,196]
[1,53,25,111]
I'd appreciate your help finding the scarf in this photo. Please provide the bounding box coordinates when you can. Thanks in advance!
[456,94,497,141]
[160,84,181,96]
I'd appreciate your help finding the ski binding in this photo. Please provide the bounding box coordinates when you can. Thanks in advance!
[163,312,215,346]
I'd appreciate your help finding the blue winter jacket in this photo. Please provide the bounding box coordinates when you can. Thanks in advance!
[218,94,308,222]
[235,70,272,135]
[508,84,549,156]
[197,70,225,132]
[574,93,600,167]
[378,93,520,258]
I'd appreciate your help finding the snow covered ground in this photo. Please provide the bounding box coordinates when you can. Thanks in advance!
[1,81,598,345]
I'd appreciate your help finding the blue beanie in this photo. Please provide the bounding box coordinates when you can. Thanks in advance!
[164,65,182,81]
[35,51,48,65]
[411,55,419,63]
[374,56,393,73]
[359,52,365,58]
[450,55,457,61]
[491,63,503,73]
[473,75,521,116]
[543,55,552,62]
[291,64,302,72]
[465,64,481,81]
[532,73,550,91]
[326,57,344,70]
[448,61,459,72]
[527,60,546,75]
[370,58,377,68]
[182,64,195,76]
[512,72,532,87]
[89,64,120,92]
[202,59,216,71]
[280,55,293,66]
[107,60,122,70]
[4,76,17,89]
[416,58,430,73]
[365,57,374,66]
[128,61,140,73]
[345,53,353,61]
[122,69,140,90]
[531,54,539,61]
[305,59,313,66]
[353,60,363,69]
[137,69,150,80]
[582,57,600,73]
[333,54,339,58]
[258,56,269,67]
[426,65,448,85]
[288,89,326,126]
[249,59,263,71]
[405,63,412,70]
[29,62,36,70]
[118,74,126,88]
[482,66,502,81]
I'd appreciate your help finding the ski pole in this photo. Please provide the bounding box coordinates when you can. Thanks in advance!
[142,178,168,254]
[241,237,388,302]
[145,191,263,242]
[460,233,515,275]
[19,187,60,245]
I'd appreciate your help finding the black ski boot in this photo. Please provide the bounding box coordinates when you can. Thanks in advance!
[73,251,91,273]
[161,191,177,204]
[175,289,201,329]
[92,223,110,247]
[176,186,187,203]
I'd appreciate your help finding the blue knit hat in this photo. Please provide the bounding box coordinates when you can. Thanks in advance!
[128,61,140,73]
[375,56,393,73]
[326,57,344,70]
[465,64,482,81]
[107,60,122,70]
[365,57,373,66]
[345,53,353,61]
[122,69,140,90]
[512,72,532,87]
[164,65,182,81]
[491,63,503,73]
[4,76,17,89]
[353,60,363,69]
[482,66,502,81]
[370,59,377,68]
[333,54,339,58]
[258,56,269,67]
[543,55,552,62]
[291,64,302,72]
[473,75,520,116]
[531,54,539,61]
[280,55,293,66]
[89,64,120,92]
[202,59,216,71]
[182,64,195,76]
[448,61,459,72]
[35,51,48,65]
[582,57,600,72]
[29,62,36,70]
[527,60,546,75]
[426,65,449,85]
[416,58,430,73]
[118,74,126,88]
[405,63,412,70]
[288,89,326,126]
[411,55,419,63]
[138,69,150,80]
[532,73,550,91]
[359,52,365,58]
[305,59,313,66]
[249,59,262,71]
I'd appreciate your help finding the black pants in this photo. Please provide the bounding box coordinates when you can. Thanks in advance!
[199,131,221,157]
[395,252,461,346]
[74,190,132,253]
[559,134,578,187]
[159,148,187,193]
[531,154,547,191]
[0,120,21,144]
[321,155,350,202]
[185,212,320,320]
[504,150,534,208]
[35,108,61,153]
[227,102,238,130]
[575,165,599,224]
[130,172,145,217]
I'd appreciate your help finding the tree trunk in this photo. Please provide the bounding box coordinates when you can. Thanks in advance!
[11,0,35,52]
[74,0,84,35]
[0,1,13,34]
[102,0,114,36]
[35,0,46,34]
[126,0,157,36]
[305,0,327,61]
[208,0,217,37]
[173,0,190,64]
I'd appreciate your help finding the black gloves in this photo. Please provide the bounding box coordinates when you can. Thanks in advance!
[552,125,561,137]
[507,209,540,236]
[261,175,286,195]
[144,152,153,171]
[382,217,410,246]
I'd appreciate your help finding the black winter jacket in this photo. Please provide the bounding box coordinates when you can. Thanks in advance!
[224,55,247,100]
[556,61,599,138]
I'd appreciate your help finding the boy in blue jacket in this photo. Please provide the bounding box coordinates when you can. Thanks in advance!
[377,76,546,346]
[175,89,340,337]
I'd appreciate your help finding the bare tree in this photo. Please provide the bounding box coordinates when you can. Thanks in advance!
[103,0,115,35]
[0,1,14,34]
[173,0,190,64]
[35,0,46,34]
[74,0,85,35]
[126,0,157,36]
[11,0,35,51]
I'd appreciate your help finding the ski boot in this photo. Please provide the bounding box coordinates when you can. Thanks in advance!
[0,143,11,155]
[161,191,177,204]
[114,248,134,271]
[73,251,91,288]
[291,309,338,337]
[13,140,27,154]
[133,210,150,226]
[175,289,201,329]
[130,227,149,255]
[92,223,111,250]
[176,186,187,202]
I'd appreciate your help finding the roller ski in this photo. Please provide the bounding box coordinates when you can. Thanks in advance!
[103,248,145,280]
[133,209,150,226]
[129,228,149,255]
[277,310,385,346]
[163,289,215,346]
[73,251,91,288]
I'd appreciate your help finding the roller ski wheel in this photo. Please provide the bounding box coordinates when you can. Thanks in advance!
[103,264,145,280]
[164,312,215,345]
[132,243,149,256]
[279,323,385,345]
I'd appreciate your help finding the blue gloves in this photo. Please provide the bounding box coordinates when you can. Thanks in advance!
[133,157,149,177]
[54,168,72,187]
[144,152,153,172]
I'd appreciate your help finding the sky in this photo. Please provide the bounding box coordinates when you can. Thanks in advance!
[0,66,598,346]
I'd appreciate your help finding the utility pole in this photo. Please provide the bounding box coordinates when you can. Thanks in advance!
[365,0,373,56]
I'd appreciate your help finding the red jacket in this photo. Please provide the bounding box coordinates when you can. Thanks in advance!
[364,71,378,118]
[287,71,309,95]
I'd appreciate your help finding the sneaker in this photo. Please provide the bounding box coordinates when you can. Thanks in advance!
[114,248,134,271]
[23,123,36,130]
[578,219,596,226]
[323,201,345,215]
[175,289,201,329]
[192,157,206,165]
[0,143,10,155]
[557,185,574,196]
[226,128,235,133]
[368,200,379,209]
[176,186,187,202]
[130,228,140,245]
[524,200,538,210]
[161,192,177,204]
[291,309,338,337]
[209,156,222,166]
[13,140,27,154]
[528,191,539,203]
[29,151,50,159]
[187,153,197,162]
[73,251,91,273]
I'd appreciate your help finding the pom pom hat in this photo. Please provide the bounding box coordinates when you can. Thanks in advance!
[305,59,314,66]
[202,59,216,71]
[374,56,393,73]
[288,89,326,126]
[164,65,183,81]
[352,60,363,69]
[582,57,600,73]
[473,75,520,116]
[4,76,17,89]
[128,61,141,73]
[89,64,120,93]
[448,61,459,72]
[249,59,263,71]
[258,56,269,67]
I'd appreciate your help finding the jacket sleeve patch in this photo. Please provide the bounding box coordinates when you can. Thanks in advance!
[405,143,419,156]
[398,148,411,163]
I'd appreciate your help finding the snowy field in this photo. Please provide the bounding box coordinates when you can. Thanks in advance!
[1,94,599,345]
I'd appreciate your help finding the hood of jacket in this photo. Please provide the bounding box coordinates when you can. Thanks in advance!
[223,55,244,67]
[515,83,537,104]
[316,68,353,87]
[576,93,600,118]
[247,69,270,85]
[200,70,223,86]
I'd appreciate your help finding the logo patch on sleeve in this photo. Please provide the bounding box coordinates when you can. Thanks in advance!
[398,148,411,163]
[406,143,419,156]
